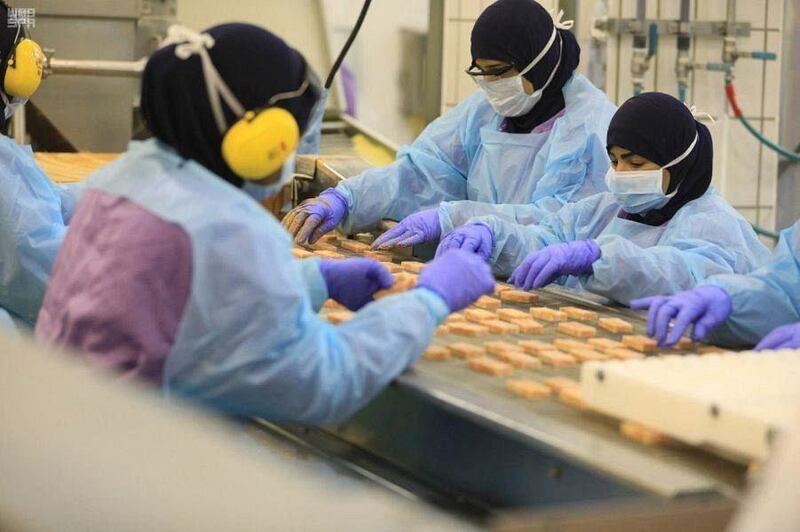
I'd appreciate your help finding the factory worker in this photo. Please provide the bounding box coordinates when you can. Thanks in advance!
[0,1,76,327]
[632,219,800,349]
[283,0,616,249]
[35,24,494,424]
[436,92,770,305]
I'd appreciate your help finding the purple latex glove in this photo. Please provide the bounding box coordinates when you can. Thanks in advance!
[417,249,495,312]
[435,223,494,261]
[372,208,441,250]
[509,240,601,291]
[319,258,394,311]
[283,189,348,245]
[630,286,733,348]
[755,322,800,351]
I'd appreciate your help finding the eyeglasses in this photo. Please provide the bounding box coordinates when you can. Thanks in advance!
[464,61,515,78]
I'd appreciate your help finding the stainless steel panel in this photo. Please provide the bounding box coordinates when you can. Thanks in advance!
[28,0,174,19]
[271,221,746,510]
[26,1,174,151]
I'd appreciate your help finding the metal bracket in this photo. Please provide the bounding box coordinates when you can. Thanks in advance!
[596,18,751,38]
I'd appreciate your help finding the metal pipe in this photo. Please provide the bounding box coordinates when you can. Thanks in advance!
[45,58,147,79]
[634,0,647,49]
[676,0,692,101]
[723,0,738,64]
[12,105,25,144]
[726,0,736,26]
[631,0,648,95]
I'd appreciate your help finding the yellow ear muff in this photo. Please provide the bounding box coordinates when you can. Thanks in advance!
[4,38,44,98]
[221,107,300,181]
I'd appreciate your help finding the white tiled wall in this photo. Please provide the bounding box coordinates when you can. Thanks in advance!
[440,0,785,231]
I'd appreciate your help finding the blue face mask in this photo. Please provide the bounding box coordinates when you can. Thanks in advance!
[605,166,677,213]
[241,151,296,203]
[605,133,698,214]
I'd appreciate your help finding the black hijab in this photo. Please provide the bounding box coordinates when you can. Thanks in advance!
[607,92,714,226]
[141,23,318,187]
[470,0,580,133]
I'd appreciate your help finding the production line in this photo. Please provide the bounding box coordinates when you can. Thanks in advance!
[3,0,800,530]
[26,147,795,526]
[34,150,763,517]
[240,157,758,516]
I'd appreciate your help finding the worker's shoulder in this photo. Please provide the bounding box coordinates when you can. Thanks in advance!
[193,193,284,237]
[677,188,742,222]
[444,89,496,124]
[564,74,616,112]
[670,189,765,248]
[558,75,616,137]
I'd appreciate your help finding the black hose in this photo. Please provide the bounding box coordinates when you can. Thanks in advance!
[324,0,372,89]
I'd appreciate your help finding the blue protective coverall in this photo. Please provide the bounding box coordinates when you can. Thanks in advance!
[0,135,76,325]
[703,220,800,346]
[473,189,770,304]
[65,140,449,424]
[335,74,616,234]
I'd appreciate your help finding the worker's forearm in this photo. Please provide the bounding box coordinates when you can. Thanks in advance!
[337,155,466,234]
[297,257,329,312]
[704,274,800,347]
[470,215,554,277]
[439,201,554,234]
[585,236,736,305]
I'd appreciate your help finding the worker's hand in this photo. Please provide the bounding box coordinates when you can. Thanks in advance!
[372,208,441,250]
[319,258,394,311]
[755,322,800,351]
[509,240,600,291]
[435,223,494,261]
[417,249,495,312]
[282,189,348,245]
[630,286,733,348]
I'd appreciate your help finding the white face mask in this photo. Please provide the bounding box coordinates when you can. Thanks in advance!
[473,9,573,118]
[605,133,698,214]
[242,151,297,202]
[1,90,26,120]
[475,27,563,118]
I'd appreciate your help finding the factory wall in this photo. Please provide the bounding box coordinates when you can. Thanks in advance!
[176,0,331,85]
[440,0,786,232]
[320,0,431,146]
[178,0,430,147]
[605,0,785,233]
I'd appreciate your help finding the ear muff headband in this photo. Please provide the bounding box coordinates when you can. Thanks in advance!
[163,25,305,181]
[3,19,44,98]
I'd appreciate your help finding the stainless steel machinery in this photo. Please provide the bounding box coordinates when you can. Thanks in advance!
[25,0,175,151]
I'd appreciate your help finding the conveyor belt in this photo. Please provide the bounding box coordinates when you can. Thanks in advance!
[272,153,749,511]
[33,130,358,185]
[284,237,746,511]
[35,152,120,183]
[35,149,748,512]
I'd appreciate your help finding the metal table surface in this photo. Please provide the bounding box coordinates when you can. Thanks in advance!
[274,234,747,511]
[267,157,751,512]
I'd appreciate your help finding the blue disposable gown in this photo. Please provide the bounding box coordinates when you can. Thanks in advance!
[335,74,616,234]
[0,135,75,325]
[83,140,449,424]
[473,189,770,305]
[297,87,328,155]
[703,220,800,346]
